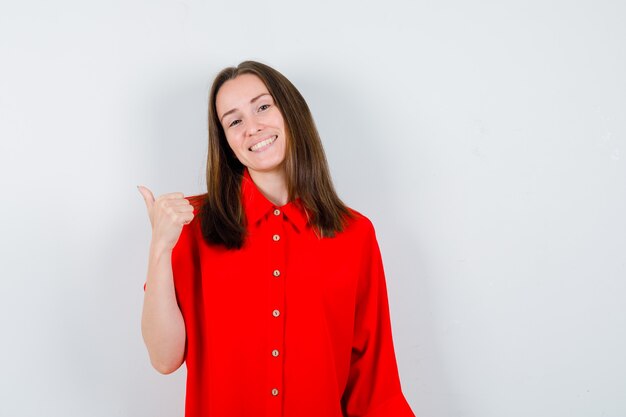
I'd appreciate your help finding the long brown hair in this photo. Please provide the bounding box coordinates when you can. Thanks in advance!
[198,60,353,249]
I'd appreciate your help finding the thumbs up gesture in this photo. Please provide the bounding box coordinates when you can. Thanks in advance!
[137,186,195,252]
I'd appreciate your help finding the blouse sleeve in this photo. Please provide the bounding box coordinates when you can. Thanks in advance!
[341,219,415,417]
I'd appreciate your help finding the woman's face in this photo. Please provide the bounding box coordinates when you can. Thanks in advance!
[216,73,287,177]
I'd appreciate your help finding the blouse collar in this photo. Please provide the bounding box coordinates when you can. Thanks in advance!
[241,167,309,232]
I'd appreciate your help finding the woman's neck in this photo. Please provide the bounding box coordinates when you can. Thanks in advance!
[247,167,289,207]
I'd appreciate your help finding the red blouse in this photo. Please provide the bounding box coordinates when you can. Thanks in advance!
[145,167,415,417]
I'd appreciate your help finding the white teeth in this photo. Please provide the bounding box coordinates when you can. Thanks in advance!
[249,135,277,152]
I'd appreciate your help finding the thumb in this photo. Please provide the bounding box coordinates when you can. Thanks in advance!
[137,185,155,212]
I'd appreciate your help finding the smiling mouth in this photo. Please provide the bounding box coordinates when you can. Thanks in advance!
[249,135,277,152]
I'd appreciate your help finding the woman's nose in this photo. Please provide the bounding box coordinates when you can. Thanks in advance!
[247,120,262,136]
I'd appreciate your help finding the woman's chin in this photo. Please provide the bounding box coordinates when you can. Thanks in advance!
[244,156,286,173]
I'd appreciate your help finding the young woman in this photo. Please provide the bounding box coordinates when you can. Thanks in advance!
[138,60,415,417]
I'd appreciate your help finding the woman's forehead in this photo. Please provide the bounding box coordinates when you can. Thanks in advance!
[216,74,270,108]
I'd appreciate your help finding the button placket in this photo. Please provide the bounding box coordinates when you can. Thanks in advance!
[267,207,286,414]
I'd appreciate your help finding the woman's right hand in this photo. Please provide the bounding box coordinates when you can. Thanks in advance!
[137,185,195,253]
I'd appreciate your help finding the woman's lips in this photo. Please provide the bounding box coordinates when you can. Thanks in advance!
[249,135,277,152]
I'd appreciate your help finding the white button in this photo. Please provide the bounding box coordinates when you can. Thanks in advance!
[273,269,281,277]
[273,209,281,216]
[272,349,279,357]
[271,388,279,396]
[272,309,280,317]
[272,234,280,241]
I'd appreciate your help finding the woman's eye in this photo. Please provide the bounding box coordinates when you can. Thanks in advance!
[259,104,270,111]
[229,119,241,127]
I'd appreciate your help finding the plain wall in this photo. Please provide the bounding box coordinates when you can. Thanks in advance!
[1,0,624,416]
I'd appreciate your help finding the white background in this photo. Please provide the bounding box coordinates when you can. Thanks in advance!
[1,1,625,416]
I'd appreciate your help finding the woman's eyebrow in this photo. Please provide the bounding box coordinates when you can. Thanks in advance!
[220,93,271,122]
